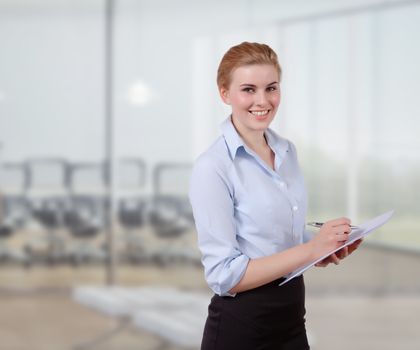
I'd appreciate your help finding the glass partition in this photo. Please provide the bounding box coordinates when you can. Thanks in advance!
[0,1,105,280]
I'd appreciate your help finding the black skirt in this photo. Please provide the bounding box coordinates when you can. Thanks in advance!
[201,275,309,350]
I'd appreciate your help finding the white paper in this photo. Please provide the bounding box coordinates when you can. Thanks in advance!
[279,210,395,286]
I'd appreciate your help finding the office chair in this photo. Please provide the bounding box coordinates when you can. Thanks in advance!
[0,162,30,264]
[117,158,148,264]
[24,158,70,265]
[149,162,199,266]
[64,162,107,266]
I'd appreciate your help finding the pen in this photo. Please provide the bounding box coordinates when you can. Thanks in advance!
[307,222,359,229]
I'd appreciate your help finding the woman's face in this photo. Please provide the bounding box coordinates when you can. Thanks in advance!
[220,64,280,135]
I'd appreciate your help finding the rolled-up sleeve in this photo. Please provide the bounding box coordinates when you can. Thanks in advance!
[189,156,249,297]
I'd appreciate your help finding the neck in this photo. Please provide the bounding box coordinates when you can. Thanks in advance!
[231,116,268,152]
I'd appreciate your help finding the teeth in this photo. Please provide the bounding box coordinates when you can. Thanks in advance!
[250,110,268,116]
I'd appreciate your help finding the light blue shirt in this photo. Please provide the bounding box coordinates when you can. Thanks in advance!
[189,117,312,297]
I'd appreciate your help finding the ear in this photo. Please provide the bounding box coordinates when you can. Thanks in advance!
[219,87,231,105]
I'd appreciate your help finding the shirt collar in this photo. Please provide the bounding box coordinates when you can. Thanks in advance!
[264,128,289,165]
[220,116,244,160]
[220,116,290,164]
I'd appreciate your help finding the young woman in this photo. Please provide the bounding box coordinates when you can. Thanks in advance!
[189,42,362,350]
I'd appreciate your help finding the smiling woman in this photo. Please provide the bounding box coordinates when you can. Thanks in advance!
[219,64,281,171]
[189,42,362,350]
[219,64,280,137]
[217,43,281,171]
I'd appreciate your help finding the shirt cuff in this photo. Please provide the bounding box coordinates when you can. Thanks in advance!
[211,254,250,297]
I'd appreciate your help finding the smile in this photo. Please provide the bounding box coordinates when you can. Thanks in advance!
[249,110,269,116]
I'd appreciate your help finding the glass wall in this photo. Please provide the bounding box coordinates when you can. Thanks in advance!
[278,5,420,249]
[0,1,106,282]
[1,0,419,278]
[0,0,419,280]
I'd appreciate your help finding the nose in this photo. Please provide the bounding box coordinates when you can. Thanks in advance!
[255,90,268,107]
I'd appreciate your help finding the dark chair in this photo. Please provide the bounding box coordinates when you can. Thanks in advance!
[0,218,14,262]
[0,162,30,264]
[149,162,199,266]
[28,196,68,264]
[24,158,70,265]
[64,195,106,265]
[149,195,191,238]
[150,163,194,237]
[117,158,148,263]
[64,162,107,266]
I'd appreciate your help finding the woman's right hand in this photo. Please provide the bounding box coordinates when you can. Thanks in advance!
[308,217,352,260]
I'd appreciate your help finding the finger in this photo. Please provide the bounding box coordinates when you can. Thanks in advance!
[335,249,344,259]
[331,225,352,235]
[349,239,363,254]
[327,217,351,227]
[342,246,349,257]
[349,239,362,248]
[316,261,329,267]
[337,246,349,258]
[331,226,351,242]
[335,246,348,259]
[354,238,363,247]
[316,255,333,267]
[330,253,340,265]
[335,232,349,243]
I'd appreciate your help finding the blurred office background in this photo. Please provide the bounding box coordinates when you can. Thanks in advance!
[0,0,419,349]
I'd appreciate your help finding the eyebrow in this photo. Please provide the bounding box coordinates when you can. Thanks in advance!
[239,81,279,87]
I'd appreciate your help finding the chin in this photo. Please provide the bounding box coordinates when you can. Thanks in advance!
[251,116,273,127]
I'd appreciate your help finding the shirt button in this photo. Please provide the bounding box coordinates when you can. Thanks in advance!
[292,206,298,211]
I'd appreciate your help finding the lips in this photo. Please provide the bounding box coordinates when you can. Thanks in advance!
[249,109,270,121]
[249,110,269,116]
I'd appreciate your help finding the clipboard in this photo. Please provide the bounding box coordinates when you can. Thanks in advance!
[279,210,395,286]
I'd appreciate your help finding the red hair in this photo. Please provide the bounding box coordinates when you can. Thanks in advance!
[217,42,281,89]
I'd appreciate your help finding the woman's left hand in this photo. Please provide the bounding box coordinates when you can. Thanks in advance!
[315,238,363,267]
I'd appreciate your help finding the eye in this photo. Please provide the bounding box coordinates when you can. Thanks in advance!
[242,87,255,93]
[267,86,277,92]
